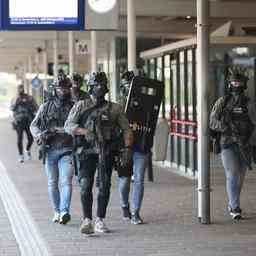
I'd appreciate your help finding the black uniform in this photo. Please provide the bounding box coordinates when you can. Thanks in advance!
[65,72,133,234]
[11,90,38,159]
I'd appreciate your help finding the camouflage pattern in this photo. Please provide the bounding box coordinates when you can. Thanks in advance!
[30,98,74,149]
[64,99,133,155]
[210,94,256,147]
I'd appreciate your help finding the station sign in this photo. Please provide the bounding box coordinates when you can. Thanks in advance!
[75,40,91,55]
[1,0,85,30]
[0,0,119,31]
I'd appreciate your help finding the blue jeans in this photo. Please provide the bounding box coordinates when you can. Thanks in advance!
[118,151,148,215]
[45,148,74,215]
[221,146,247,210]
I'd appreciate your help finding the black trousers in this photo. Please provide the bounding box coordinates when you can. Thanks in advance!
[79,153,114,220]
[16,123,34,155]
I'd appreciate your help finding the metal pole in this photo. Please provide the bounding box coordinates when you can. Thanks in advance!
[43,42,48,91]
[127,0,136,71]
[68,31,74,76]
[197,0,211,224]
[23,63,28,94]
[110,38,117,102]
[28,56,33,95]
[53,32,59,80]
[91,31,97,73]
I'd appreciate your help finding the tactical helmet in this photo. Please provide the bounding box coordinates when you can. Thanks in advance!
[228,66,249,94]
[55,73,72,89]
[88,72,109,95]
[54,73,72,101]
[120,71,134,98]
[72,73,84,88]
[17,83,25,95]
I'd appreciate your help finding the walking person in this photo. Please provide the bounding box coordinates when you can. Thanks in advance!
[118,71,164,225]
[65,72,133,234]
[10,84,38,163]
[30,74,74,224]
[210,67,256,220]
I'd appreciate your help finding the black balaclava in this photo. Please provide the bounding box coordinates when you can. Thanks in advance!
[55,87,71,102]
[88,72,108,105]
[17,84,25,96]
[71,73,83,96]
[55,74,72,103]
[120,71,134,98]
[228,68,248,96]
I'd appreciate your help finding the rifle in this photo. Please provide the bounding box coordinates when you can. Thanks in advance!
[220,95,253,170]
[38,128,63,164]
[229,120,252,170]
[38,129,51,165]
[94,112,107,189]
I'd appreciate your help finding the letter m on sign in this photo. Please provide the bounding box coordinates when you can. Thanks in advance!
[75,40,90,55]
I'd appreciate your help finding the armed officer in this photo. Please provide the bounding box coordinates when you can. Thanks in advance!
[30,74,74,225]
[210,67,256,220]
[71,73,91,102]
[10,84,38,163]
[118,71,152,225]
[65,72,133,235]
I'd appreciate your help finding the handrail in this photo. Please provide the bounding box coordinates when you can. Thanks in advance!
[170,132,197,140]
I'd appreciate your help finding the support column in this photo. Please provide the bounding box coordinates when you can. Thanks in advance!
[197,0,211,224]
[110,38,117,102]
[23,63,28,94]
[28,56,33,95]
[53,32,59,80]
[91,31,97,73]
[127,0,136,71]
[43,42,48,91]
[34,52,40,75]
[68,31,74,76]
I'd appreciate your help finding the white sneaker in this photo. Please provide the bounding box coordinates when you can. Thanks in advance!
[80,218,94,235]
[52,212,60,223]
[94,218,109,233]
[25,150,32,160]
[18,155,24,163]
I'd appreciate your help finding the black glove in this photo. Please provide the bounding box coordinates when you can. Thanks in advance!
[116,147,133,177]
[121,147,133,166]
[40,129,55,143]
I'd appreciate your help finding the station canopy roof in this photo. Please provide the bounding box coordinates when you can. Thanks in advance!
[0,0,256,73]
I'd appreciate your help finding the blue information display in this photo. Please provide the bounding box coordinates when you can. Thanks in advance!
[1,0,84,30]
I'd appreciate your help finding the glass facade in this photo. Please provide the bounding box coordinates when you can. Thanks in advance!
[143,43,256,175]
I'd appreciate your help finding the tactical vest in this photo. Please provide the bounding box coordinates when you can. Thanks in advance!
[78,102,121,155]
[42,99,73,149]
[230,96,254,142]
[13,96,34,124]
